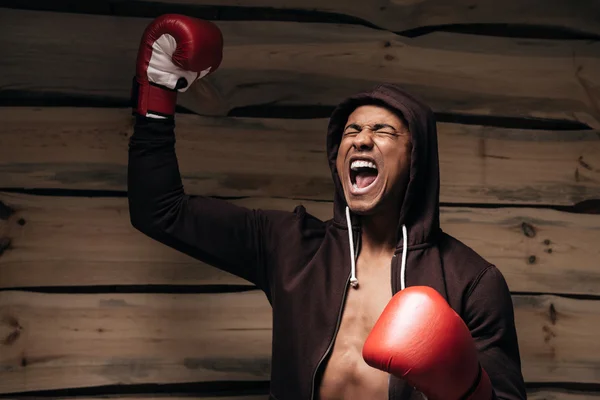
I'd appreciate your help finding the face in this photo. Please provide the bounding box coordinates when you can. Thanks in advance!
[335,105,412,215]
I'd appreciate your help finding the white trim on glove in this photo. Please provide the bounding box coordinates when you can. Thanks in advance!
[147,34,212,92]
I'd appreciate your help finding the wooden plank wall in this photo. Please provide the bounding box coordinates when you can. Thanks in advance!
[1,1,600,399]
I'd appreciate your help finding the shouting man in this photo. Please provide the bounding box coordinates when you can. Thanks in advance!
[128,14,527,400]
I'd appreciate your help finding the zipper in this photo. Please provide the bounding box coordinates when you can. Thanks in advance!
[309,271,351,400]
[309,230,360,400]
[391,252,398,293]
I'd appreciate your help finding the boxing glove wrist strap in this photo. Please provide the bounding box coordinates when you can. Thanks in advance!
[131,77,177,118]
[460,364,493,400]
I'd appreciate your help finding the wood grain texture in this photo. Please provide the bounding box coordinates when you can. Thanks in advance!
[28,394,270,400]
[15,394,268,400]
[1,107,599,205]
[2,9,600,125]
[1,290,599,393]
[1,192,599,295]
[0,397,268,400]
[0,396,269,400]
[527,390,600,400]
[0,397,270,400]
[0,291,272,393]
[131,0,600,36]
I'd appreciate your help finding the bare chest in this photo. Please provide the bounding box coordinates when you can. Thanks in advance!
[318,255,394,400]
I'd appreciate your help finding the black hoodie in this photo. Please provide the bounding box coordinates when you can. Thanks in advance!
[128,83,527,399]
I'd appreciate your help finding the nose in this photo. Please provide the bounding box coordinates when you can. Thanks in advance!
[352,130,374,150]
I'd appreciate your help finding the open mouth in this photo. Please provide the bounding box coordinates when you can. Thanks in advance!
[350,159,379,192]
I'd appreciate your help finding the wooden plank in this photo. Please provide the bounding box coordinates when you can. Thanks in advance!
[1,108,599,206]
[0,397,263,400]
[1,192,600,296]
[48,398,268,400]
[0,291,272,393]
[129,0,600,37]
[0,398,269,400]
[0,191,252,288]
[512,295,600,384]
[2,9,600,126]
[527,390,600,400]
[1,291,599,393]
[0,398,268,400]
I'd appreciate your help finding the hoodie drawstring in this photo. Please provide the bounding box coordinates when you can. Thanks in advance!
[345,206,359,288]
[400,224,407,291]
[345,206,408,290]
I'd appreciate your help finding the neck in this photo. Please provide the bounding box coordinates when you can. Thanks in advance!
[359,207,400,258]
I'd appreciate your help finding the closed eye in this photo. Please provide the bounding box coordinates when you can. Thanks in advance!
[343,123,399,136]
[373,124,397,134]
[376,132,398,138]
[343,123,361,135]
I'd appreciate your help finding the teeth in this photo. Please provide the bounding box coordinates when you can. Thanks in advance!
[350,160,377,170]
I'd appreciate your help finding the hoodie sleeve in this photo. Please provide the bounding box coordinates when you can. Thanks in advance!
[463,265,527,400]
[127,115,295,296]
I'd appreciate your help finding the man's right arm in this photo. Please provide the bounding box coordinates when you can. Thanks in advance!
[126,14,288,293]
[128,115,276,291]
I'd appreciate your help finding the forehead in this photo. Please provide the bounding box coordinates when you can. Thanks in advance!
[346,104,405,126]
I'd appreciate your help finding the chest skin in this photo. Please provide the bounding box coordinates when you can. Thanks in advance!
[318,253,394,400]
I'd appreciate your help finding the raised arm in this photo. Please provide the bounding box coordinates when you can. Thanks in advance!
[127,14,290,293]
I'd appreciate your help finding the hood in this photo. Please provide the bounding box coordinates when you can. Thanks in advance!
[326,84,441,287]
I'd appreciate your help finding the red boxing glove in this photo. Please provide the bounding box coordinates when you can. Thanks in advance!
[132,14,223,118]
[363,286,493,400]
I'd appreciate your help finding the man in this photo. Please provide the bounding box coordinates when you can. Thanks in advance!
[127,14,526,400]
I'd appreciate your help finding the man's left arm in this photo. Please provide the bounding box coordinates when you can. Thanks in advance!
[463,265,527,400]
